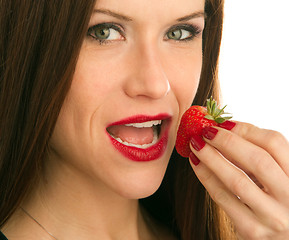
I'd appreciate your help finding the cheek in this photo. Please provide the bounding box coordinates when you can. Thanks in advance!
[71,60,110,108]
[48,46,122,157]
[71,43,127,108]
[167,46,203,114]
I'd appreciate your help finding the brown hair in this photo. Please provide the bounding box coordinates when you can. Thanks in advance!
[0,0,96,225]
[0,0,235,239]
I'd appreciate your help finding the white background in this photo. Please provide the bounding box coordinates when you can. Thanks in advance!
[219,0,289,139]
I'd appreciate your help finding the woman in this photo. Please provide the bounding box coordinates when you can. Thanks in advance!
[1,0,289,239]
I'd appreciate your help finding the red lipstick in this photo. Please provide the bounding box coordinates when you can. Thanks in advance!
[106,114,171,162]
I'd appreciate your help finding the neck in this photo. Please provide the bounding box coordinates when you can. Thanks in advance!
[20,156,156,240]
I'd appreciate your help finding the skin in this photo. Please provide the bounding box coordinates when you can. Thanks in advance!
[3,0,205,239]
[190,122,289,239]
[5,0,288,239]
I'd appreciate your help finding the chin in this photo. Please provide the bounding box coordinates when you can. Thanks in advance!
[111,163,168,200]
[118,180,163,200]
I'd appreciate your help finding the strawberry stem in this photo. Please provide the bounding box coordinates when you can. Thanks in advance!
[205,97,232,123]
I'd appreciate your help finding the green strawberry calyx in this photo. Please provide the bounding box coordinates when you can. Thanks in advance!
[204,97,232,124]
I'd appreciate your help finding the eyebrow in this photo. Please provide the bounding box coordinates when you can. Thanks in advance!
[93,9,133,21]
[176,11,206,22]
[92,9,205,22]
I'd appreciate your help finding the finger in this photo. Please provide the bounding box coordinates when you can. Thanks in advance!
[203,126,289,204]
[189,140,289,232]
[267,230,289,240]
[224,121,289,177]
[189,154,273,239]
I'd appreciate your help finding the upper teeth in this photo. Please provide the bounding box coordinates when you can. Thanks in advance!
[125,120,162,128]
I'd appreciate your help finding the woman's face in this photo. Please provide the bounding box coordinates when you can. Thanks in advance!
[49,0,205,199]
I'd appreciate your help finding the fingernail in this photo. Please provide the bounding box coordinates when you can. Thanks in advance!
[190,135,206,151]
[218,120,236,130]
[202,127,218,140]
[189,152,200,166]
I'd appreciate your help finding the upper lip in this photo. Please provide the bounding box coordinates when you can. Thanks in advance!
[106,113,172,127]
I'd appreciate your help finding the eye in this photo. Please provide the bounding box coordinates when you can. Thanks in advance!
[167,29,190,40]
[87,23,125,44]
[166,24,201,41]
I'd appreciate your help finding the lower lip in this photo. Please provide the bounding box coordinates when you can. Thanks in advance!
[107,119,170,162]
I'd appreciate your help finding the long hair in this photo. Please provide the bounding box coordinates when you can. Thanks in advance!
[0,0,96,225]
[0,0,235,239]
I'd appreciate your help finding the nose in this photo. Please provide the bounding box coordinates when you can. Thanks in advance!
[123,43,170,99]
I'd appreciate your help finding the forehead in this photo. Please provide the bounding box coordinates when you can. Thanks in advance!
[94,0,205,22]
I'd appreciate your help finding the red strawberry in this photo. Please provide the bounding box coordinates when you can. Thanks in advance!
[176,97,231,157]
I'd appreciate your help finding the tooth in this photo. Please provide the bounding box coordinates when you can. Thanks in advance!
[125,120,161,128]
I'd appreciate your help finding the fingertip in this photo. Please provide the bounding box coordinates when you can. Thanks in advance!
[189,152,200,166]
[202,126,218,140]
[190,135,206,151]
[218,120,236,130]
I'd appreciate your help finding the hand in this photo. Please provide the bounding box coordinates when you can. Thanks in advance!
[189,121,289,240]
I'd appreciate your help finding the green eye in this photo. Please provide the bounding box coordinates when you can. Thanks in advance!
[166,25,201,42]
[87,23,124,44]
[94,26,111,40]
[167,29,182,40]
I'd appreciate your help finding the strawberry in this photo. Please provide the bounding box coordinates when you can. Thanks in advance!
[176,97,231,157]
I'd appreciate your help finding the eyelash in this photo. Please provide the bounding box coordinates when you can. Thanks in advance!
[87,22,202,45]
[165,24,202,42]
[87,22,125,45]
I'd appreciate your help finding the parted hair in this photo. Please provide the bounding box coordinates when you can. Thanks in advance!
[0,0,235,239]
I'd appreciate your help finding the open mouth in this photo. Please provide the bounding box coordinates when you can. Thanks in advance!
[106,114,171,162]
[106,120,162,149]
